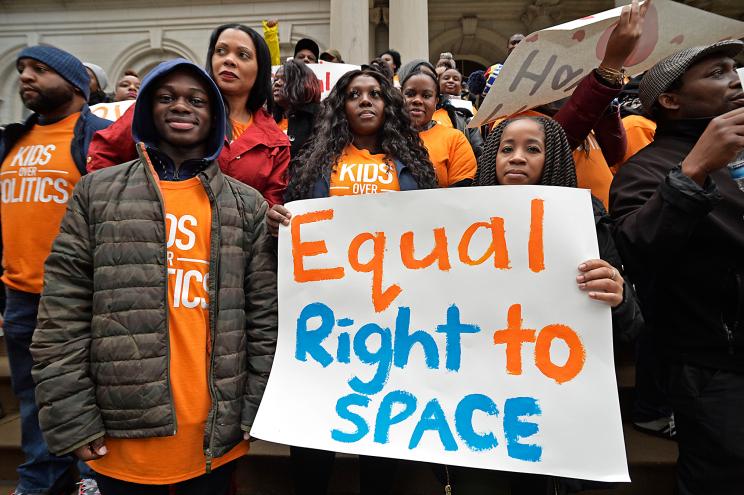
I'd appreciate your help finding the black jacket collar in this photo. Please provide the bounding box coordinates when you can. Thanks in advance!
[655,117,713,142]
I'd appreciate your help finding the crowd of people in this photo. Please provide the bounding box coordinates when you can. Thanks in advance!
[0,0,742,494]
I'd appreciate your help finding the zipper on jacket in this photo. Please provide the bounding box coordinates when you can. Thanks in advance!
[140,144,178,435]
[725,323,736,355]
[201,173,221,473]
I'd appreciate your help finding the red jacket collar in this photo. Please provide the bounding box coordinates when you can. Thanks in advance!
[224,108,289,156]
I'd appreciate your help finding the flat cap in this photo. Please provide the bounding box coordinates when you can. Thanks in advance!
[639,39,743,113]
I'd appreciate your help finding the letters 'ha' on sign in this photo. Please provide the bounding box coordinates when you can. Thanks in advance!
[471,0,744,127]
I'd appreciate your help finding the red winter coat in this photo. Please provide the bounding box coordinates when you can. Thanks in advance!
[87,106,290,206]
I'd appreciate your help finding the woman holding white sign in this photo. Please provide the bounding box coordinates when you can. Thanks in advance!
[474,115,643,494]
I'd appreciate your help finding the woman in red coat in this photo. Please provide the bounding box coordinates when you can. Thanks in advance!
[87,24,290,206]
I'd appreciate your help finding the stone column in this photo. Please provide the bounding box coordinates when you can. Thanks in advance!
[330,0,369,65]
[389,0,429,64]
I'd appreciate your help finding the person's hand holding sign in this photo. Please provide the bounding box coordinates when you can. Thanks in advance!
[267,204,292,237]
[577,259,624,307]
[599,0,652,83]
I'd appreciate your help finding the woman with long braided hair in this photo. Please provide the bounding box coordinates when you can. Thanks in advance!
[468,115,644,495]
[264,68,436,495]
[267,68,437,235]
[475,116,577,188]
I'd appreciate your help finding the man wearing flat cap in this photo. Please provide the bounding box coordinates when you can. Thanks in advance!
[610,40,744,495]
[0,44,111,495]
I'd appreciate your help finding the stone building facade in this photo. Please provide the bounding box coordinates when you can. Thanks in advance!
[0,0,741,123]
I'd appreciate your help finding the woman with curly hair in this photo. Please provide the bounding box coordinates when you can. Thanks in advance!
[272,59,322,157]
[267,67,437,493]
[401,67,477,187]
[267,68,437,237]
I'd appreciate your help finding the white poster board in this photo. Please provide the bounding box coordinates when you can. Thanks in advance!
[471,0,744,127]
[89,100,135,122]
[273,63,361,100]
[252,186,629,482]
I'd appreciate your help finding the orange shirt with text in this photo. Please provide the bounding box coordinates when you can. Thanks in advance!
[329,145,400,196]
[89,177,248,484]
[420,123,477,187]
[0,112,81,294]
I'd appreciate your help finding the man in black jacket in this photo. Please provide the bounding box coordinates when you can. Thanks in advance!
[610,40,744,495]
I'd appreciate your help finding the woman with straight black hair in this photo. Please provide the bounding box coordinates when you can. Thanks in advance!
[271,59,322,157]
[87,23,290,206]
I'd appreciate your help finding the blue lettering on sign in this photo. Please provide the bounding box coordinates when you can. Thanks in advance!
[332,393,371,443]
[294,302,481,391]
[374,390,417,444]
[298,302,544,461]
[455,394,499,451]
[349,323,393,395]
[504,397,543,462]
[409,398,458,451]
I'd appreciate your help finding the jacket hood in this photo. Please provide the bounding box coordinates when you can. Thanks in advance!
[132,58,225,161]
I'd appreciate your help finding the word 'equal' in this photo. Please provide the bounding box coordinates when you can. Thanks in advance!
[291,199,546,312]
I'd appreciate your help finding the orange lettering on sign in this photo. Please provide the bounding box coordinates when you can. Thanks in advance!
[400,228,451,271]
[457,217,510,268]
[348,231,401,313]
[534,324,585,384]
[492,304,536,375]
[528,199,545,273]
[291,210,345,283]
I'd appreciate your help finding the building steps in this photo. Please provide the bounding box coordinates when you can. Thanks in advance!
[0,337,678,494]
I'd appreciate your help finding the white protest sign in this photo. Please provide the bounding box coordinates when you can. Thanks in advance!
[471,0,744,127]
[273,63,361,100]
[447,98,476,114]
[252,186,629,482]
[89,100,135,122]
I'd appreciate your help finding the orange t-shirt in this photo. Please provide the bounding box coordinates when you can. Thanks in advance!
[329,144,400,196]
[572,132,613,209]
[277,118,289,133]
[231,115,254,142]
[619,114,656,166]
[432,108,453,128]
[0,112,82,294]
[89,177,248,484]
[419,123,477,187]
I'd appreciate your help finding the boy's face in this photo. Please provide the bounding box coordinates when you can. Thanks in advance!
[152,69,212,150]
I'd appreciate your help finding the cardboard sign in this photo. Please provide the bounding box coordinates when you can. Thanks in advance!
[89,100,135,122]
[273,63,361,100]
[471,0,744,127]
[252,186,629,482]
